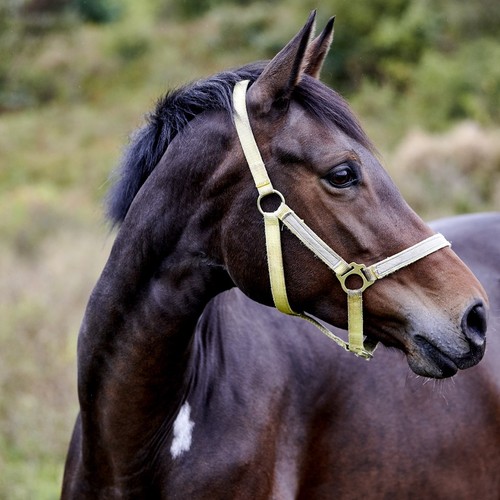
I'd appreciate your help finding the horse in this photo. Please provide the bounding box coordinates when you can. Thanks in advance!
[62,13,489,498]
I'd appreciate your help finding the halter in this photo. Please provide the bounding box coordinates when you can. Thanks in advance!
[232,80,451,359]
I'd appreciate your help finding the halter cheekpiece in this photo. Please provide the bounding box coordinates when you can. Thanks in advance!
[232,79,451,359]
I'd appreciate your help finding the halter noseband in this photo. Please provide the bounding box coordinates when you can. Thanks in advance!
[232,80,450,359]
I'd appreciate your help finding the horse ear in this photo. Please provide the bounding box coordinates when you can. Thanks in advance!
[248,11,316,115]
[304,17,335,79]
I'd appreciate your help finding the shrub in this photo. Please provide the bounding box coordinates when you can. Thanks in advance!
[390,122,500,217]
[73,0,122,23]
[407,39,500,129]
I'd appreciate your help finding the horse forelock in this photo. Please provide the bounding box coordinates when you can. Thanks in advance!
[106,63,372,226]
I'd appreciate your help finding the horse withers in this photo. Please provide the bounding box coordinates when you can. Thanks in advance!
[62,13,488,498]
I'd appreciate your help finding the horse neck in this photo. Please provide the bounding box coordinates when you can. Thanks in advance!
[77,123,233,476]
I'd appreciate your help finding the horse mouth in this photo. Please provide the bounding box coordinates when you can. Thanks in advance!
[410,335,459,378]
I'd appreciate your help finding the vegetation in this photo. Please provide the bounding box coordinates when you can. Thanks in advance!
[1,0,498,497]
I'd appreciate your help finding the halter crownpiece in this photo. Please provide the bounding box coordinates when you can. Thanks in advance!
[232,79,451,359]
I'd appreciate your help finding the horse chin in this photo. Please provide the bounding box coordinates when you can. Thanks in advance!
[406,338,459,379]
[405,328,486,378]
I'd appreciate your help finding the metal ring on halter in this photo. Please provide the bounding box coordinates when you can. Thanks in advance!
[337,262,377,293]
[257,189,286,216]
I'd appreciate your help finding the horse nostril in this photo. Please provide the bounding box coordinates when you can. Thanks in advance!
[462,301,487,347]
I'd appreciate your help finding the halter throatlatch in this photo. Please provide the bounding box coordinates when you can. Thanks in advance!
[232,80,451,359]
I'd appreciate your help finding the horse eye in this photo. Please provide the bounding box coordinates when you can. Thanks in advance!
[325,164,359,188]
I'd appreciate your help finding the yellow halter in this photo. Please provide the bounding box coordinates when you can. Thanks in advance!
[233,80,451,359]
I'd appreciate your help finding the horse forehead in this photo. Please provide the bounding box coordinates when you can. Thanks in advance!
[273,106,368,163]
[283,104,331,139]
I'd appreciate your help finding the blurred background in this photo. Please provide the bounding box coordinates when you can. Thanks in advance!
[0,0,499,497]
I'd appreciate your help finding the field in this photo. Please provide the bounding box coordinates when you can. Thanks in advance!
[1,1,499,497]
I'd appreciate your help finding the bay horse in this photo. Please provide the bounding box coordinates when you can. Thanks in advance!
[62,13,489,498]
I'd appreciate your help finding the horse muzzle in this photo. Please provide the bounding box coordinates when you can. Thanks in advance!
[407,299,487,378]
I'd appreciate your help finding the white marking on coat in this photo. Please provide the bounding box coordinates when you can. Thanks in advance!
[170,402,194,459]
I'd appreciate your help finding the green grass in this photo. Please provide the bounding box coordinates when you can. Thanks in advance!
[0,226,112,499]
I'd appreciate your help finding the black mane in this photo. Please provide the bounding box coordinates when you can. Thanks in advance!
[107,63,373,225]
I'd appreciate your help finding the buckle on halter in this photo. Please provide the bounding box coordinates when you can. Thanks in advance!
[337,262,376,293]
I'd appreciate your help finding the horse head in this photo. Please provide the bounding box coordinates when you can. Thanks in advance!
[215,13,488,378]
